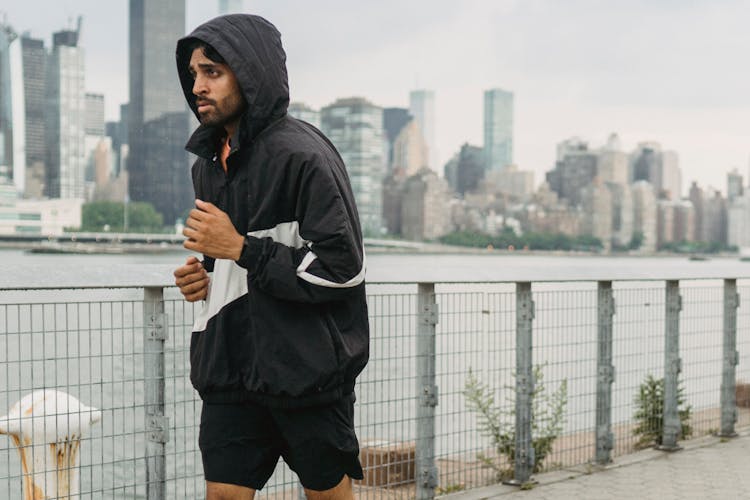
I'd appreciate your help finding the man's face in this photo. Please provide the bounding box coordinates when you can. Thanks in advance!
[188,47,246,129]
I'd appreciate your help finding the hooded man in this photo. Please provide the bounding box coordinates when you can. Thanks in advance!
[172,14,369,500]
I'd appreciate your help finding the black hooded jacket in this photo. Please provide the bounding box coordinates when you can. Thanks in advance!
[175,15,369,409]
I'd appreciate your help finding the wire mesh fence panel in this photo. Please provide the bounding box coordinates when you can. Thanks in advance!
[163,294,202,499]
[532,284,598,471]
[0,290,147,499]
[680,282,724,437]
[610,283,665,456]
[737,280,750,429]
[433,286,515,493]
[355,286,419,499]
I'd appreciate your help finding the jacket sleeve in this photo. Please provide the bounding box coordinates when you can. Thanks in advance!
[234,154,365,304]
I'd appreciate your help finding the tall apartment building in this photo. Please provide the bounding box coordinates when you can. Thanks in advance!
[383,107,412,174]
[84,93,109,199]
[688,182,705,241]
[401,169,452,241]
[607,182,633,248]
[673,201,696,242]
[85,93,105,136]
[631,142,682,200]
[46,27,86,199]
[703,190,728,244]
[409,90,436,174]
[321,97,386,234]
[546,139,598,206]
[288,102,321,129]
[483,88,513,172]
[580,180,613,251]
[21,35,46,197]
[392,119,428,178]
[728,195,750,249]
[129,0,191,224]
[728,168,744,202]
[106,102,129,178]
[0,21,26,193]
[598,133,628,185]
[480,164,535,201]
[631,180,657,252]
[455,143,484,196]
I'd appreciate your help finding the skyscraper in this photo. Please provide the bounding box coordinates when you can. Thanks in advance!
[129,0,191,224]
[321,97,385,234]
[630,142,682,200]
[383,107,411,173]
[392,119,428,178]
[546,139,598,206]
[21,35,46,198]
[728,168,744,201]
[631,180,657,252]
[46,26,86,199]
[408,90,436,174]
[85,93,105,136]
[483,88,513,172]
[0,21,25,193]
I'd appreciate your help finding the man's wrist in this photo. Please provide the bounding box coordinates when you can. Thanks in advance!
[231,233,245,261]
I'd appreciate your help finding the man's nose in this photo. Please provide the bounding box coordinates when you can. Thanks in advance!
[193,76,207,96]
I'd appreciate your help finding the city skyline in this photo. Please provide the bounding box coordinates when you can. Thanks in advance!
[2,0,749,195]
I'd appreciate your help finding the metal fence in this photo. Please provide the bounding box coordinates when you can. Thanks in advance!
[0,278,748,499]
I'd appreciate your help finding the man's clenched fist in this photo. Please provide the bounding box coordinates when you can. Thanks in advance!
[182,199,244,260]
[174,256,209,302]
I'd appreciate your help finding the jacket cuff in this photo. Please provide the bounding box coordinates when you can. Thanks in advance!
[235,235,264,270]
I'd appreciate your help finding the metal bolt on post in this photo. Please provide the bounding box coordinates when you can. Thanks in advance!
[659,280,682,452]
[416,283,438,500]
[595,281,615,464]
[720,279,740,438]
[144,287,169,500]
[504,282,535,486]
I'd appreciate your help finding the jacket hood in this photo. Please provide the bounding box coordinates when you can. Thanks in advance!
[176,14,289,145]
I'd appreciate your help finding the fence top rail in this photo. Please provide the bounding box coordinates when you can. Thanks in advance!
[2,263,750,291]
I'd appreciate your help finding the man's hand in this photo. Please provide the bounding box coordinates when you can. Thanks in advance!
[174,256,209,302]
[183,199,245,260]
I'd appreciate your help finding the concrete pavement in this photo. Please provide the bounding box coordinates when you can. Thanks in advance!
[446,430,750,500]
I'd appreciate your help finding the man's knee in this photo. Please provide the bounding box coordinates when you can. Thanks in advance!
[206,481,255,500]
[304,475,353,500]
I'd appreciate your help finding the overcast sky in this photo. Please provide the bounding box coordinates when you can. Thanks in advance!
[4,0,750,194]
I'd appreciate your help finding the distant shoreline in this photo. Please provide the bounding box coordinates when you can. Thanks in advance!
[0,239,744,260]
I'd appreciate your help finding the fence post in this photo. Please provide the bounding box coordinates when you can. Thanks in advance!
[505,282,534,485]
[595,281,615,464]
[660,280,682,451]
[144,287,169,500]
[416,283,438,500]
[720,279,740,438]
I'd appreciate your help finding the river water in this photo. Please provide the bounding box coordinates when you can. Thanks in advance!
[1,249,749,498]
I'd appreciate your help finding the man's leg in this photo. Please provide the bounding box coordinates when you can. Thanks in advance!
[274,394,363,499]
[304,475,353,500]
[199,402,281,497]
[206,481,256,500]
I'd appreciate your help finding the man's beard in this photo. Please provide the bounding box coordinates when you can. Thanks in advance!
[198,98,246,128]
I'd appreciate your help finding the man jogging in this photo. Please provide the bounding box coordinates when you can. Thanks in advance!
[172,14,369,500]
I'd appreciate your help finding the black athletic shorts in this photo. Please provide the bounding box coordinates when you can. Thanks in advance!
[198,393,364,491]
